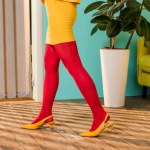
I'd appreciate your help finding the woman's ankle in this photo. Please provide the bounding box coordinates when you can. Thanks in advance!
[31,113,52,124]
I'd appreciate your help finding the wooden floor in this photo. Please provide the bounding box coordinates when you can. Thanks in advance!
[0,97,150,150]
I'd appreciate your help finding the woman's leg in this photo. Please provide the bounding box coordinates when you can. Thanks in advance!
[32,44,60,124]
[54,41,109,131]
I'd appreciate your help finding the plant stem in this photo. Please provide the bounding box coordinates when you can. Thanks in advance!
[125,0,144,49]
[125,30,134,49]
[111,38,115,49]
[140,0,144,9]
[110,38,112,48]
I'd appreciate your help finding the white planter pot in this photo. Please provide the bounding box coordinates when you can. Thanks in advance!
[100,48,130,107]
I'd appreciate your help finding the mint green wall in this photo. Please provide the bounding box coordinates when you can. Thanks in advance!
[42,1,150,100]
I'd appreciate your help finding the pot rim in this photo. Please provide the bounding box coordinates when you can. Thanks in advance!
[100,47,130,51]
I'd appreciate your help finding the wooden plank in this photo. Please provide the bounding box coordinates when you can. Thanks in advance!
[4,0,16,98]
[0,0,5,99]
[0,98,150,149]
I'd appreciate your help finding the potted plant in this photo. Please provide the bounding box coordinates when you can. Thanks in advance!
[84,0,150,107]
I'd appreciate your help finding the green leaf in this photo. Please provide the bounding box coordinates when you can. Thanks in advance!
[106,19,121,37]
[140,19,150,40]
[112,2,124,14]
[126,0,141,8]
[120,7,141,21]
[136,16,144,37]
[92,10,107,16]
[91,15,110,24]
[107,3,118,15]
[116,0,121,2]
[91,25,98,35]
[84,1,105,14]
[98,2,113,12]
[98,22,108,30]
[121,22,136,32]
[107,0,115,3]
[144,0,150,12]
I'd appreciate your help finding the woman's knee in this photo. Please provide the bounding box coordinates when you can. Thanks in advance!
[44,55,60,71]
[62,59,84,77]
[44,45,60,71]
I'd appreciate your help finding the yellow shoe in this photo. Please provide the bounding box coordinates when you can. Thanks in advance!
[79,113,115,137]
[104,121,115,130]
[21,115,55,130]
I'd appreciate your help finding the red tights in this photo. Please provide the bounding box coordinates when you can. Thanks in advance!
[32,41,109,131]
